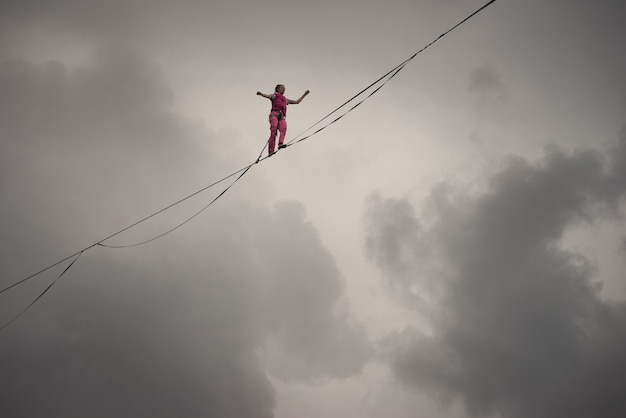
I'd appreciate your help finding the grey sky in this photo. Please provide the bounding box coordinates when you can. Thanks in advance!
[2,1,626,417]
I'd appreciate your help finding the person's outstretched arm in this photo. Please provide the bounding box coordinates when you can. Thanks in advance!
[257,91,273,99]
[289,90,310,104]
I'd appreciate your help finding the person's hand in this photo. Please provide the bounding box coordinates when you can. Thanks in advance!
[305,90,310,95]
[256,91,261,95]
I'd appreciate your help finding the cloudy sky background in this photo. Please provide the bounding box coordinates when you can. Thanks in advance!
[2,0,626,417]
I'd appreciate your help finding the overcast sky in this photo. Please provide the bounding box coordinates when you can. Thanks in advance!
[1,1,626,417]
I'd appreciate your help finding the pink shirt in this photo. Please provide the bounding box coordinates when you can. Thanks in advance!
[270,93,290,115]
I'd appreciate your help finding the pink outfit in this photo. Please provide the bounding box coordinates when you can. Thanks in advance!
[267,93,289,154]
[271,92,288,115]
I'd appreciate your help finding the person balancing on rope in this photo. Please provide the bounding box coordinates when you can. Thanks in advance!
[257,85,309,156]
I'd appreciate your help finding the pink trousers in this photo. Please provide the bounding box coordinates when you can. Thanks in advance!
[268,112,287,154]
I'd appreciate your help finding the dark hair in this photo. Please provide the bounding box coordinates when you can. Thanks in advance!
[275,84,284,92]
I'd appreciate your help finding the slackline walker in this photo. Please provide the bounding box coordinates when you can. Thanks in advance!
[257,85,310,156]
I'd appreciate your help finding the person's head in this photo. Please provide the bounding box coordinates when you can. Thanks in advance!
[275,84,285,94]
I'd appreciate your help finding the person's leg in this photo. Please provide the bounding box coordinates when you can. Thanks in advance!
[268,116,278,154]
[277,119,287,148]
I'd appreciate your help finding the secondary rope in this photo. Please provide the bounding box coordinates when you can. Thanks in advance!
[0,251,84,331]
[97,132,273,249]
[98,165,253,248]
[0,0,498,330]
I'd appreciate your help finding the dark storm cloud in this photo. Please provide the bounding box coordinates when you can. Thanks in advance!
[216,201,373,381]
[468,64,506,103]
[364,196,428,279]
[365,138,626,417]
[1,251,278,418]
[363,195,439,312]
[605,127,626,202]
[0,45,370,417]
[0,46,216,254]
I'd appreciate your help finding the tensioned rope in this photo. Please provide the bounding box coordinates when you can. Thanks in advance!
[0,0,497,330]
[0,252,84,331]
